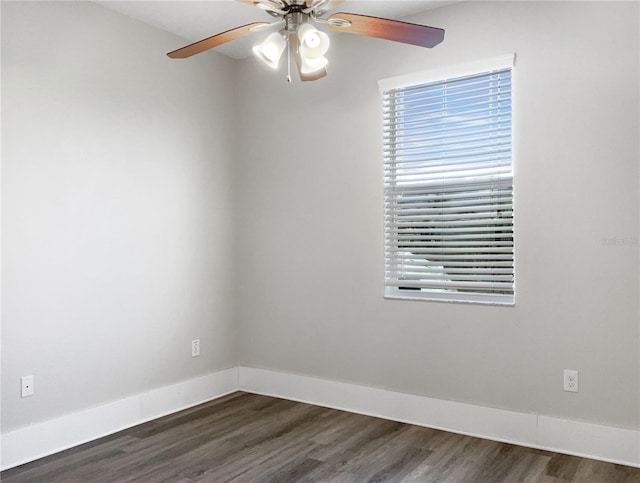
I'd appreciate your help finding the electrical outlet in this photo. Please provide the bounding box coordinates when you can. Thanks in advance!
[21,375,34,398]
[563,369,578,393]
[192,339,200,358]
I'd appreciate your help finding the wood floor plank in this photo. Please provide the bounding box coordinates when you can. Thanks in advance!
[2,392,639,482]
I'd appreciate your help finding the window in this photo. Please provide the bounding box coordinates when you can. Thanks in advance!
[379,56,515,305]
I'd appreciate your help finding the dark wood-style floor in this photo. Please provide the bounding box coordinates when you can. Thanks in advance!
[2,392,639,482]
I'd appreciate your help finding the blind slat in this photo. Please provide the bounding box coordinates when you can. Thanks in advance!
[384,279,513,291]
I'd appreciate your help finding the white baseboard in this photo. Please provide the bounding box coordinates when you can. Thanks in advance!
[0,367,238,471]
[238,366,640,468]
[2,365,638,471]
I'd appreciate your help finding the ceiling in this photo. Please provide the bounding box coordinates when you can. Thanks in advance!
[95,0,452,59]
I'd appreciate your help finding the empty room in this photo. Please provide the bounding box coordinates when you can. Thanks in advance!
[1,0,639,481]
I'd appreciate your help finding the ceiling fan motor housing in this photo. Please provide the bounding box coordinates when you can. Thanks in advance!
[285,9,309,32]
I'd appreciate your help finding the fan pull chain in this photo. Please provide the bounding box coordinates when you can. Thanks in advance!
[286,34,292,83]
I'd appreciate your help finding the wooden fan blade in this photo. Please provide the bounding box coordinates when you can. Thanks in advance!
[167,22,269,59]
[328,13,444,48]
[291,34,327,82]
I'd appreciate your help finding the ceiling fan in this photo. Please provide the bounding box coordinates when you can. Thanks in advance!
[167,0,445,82]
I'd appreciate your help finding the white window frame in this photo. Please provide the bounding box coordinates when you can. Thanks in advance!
[379,55,516,306]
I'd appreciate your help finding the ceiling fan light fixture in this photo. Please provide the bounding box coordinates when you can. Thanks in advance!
[297,22,330,59]
[300,55,328,75]
[252,32,287,69]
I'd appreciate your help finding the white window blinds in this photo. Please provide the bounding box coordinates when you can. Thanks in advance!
[380,57,515,305]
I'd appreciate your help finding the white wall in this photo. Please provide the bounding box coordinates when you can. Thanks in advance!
[235,1,640,429]
[1,1,238,431]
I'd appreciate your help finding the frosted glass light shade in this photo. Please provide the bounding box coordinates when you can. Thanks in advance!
[300,55,328,75]
[298,23,330,60]
[253,32,287,69]
[297,23,329,75]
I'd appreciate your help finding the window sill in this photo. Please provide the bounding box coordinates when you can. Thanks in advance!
[384,288,515,306]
